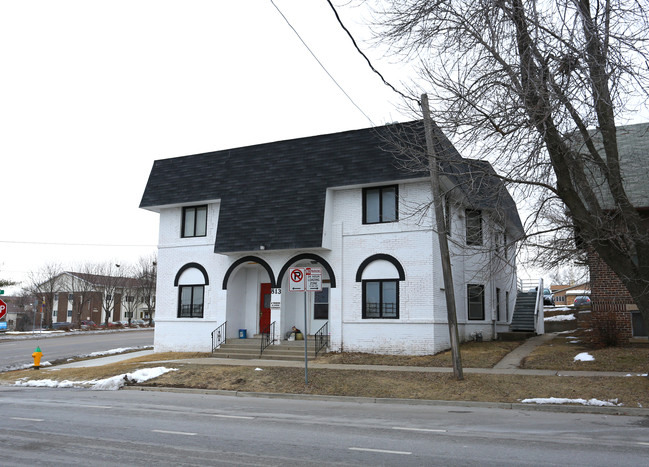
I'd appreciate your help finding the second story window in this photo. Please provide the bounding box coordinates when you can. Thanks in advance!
[182,205,207,238]
[363,185,398,224]
[465,209,482,245]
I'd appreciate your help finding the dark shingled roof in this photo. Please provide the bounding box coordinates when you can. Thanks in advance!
[577,123,649,210]
[140,121,523,253]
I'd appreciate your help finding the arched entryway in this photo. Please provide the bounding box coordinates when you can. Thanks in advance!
[222,256,275,338]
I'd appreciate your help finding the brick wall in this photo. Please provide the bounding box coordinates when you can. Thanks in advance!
[586,248,635,345]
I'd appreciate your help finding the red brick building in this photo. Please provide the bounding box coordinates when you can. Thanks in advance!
[582,123,649,343]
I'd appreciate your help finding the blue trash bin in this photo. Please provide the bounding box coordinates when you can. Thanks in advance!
[238,329,247,339]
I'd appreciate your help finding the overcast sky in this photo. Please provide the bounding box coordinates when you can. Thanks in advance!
[2,2,647,294]
[1,1,419,293]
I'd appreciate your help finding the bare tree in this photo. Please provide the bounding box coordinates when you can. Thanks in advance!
[68,265,102,328]
[97,262,124,326]
[369,0,649,330]
[135,254,157,326]
[24,263,63,329]
[120,263,141,326]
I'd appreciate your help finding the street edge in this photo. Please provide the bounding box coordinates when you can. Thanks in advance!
[122,385,649,417]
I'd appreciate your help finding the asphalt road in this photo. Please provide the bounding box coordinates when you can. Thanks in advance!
[1,387,648,466]
[0,329,154,370]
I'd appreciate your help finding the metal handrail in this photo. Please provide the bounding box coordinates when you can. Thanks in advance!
[260,321,275,357]
[533,279,545,335]
[211,321,227,353]
[314,321,329,356]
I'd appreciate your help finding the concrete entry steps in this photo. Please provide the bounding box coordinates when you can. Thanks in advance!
[212,337,319,361]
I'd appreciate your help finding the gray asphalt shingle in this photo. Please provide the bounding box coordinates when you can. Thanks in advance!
[140,121,523,252]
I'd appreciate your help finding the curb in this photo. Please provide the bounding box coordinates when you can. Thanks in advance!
[122,385,649,417]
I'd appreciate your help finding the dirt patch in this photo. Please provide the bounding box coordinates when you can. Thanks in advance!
[522,334,649,372]
[314,340,522,368]
[3,341,647,408]
[141,365,649,407]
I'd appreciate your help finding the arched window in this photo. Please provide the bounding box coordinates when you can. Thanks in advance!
[356,255,404,320]
[175,264,209,318]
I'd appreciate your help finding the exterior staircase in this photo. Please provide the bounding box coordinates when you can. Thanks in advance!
[212,337,319,361]
[510,290,537,332]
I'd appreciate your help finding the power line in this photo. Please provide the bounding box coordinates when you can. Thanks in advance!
[269,0,374,125]
[324,0,420,106]
[0,240,156,248]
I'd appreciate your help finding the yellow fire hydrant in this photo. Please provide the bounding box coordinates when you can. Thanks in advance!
[32,346,43,370]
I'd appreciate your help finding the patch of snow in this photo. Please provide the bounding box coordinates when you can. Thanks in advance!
[255,368,263,371]
[2,361,52,372]
[15,378,87,388]
[574,352,594,362]
[91,367,177,391]
[80,346,151,358]
[14,367,177,391]
[625,373,648,377]
[545,314,576,322]
[521,397,622,407]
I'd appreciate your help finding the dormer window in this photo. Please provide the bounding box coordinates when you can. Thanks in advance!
[182,205,207,238]
[465,209,482,245]
[363,185,398,224]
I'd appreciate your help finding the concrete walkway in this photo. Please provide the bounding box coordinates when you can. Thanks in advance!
[52,333,641,378]
[493,333,557,370]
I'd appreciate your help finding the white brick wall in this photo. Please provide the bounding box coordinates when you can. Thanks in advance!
[152,180,518,355]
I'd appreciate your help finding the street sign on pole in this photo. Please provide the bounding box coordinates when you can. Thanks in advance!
[305,268,322,291]
[289,267,305,291]
[0,298,7,320]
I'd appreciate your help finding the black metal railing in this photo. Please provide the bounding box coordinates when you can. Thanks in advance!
[260,321,276,357]
[211,321,227,354]
[314,321,329,356]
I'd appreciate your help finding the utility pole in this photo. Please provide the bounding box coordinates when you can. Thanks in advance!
[421,94,464,380]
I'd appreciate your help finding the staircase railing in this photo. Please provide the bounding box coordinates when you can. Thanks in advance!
[260,321,276,357]
[314,321,329,356]
[211,321,227,354]
[534,279,545,335]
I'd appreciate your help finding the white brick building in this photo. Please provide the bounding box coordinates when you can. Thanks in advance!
[141,121,523,355]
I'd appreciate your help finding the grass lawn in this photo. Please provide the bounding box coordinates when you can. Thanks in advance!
[2,338,647,408]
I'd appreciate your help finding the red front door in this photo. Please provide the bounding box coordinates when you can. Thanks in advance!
[259,283,271,332]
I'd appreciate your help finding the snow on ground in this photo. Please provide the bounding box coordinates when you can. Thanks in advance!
[2,361,52,372]
[0,346,152,374]
[0,327,152,340]
[574,352,595,362]
[521,397,622,407]
[545,314,576,322]
[79,346,152,358]
[14,367,177,391]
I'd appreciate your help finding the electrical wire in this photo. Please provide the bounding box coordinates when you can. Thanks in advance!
[269,0,375,125]
[0,240,156,247]
[324,0,420,106]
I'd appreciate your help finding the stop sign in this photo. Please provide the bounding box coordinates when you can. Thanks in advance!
[0,298,6,320]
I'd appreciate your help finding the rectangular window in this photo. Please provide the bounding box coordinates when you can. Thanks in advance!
[178,285,204,318]
[444,195,451,236]
[314,287,329,320]
[505,291,510,321]
[363,280,399,319]
[67,310,72,318]
[467,284,485,320]
[465,209,482,245]
[182,205,208,238]
[68,293,74,301]
[363,185,398,224]
[496,287,501,321]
